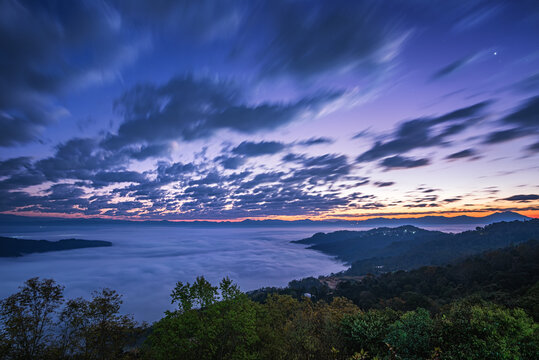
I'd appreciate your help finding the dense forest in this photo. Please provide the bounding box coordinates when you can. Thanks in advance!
[1,222,538,359]
[250,240,539,320]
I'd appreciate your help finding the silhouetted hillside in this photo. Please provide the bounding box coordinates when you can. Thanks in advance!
[295,220,539,274]
[294,226,445,263]
[0,236,112,257]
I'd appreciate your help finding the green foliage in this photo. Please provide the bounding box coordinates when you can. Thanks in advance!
[0,278,141,360]
[62,289,139,360]
[255,295,359,359]
[385,308,434,360]
[519,281,539,321]
[255,240,539,319]
[146,276,259,360]
[0,277,64,359]
[220,276,242,300]
[341,308,400,356]
[434,300,539,359]
[2,263,538,360]
[170,276,218,312]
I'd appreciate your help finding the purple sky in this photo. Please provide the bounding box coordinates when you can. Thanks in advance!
[1,0,538,220]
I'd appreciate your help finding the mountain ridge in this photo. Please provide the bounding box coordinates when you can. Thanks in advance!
[0,211,531,227]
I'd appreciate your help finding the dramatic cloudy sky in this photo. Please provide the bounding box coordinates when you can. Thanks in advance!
[1,0,538,220]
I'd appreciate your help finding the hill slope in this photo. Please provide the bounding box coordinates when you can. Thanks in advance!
[0,236,112,257]
[294,220,539,274]
[251,240,539,320]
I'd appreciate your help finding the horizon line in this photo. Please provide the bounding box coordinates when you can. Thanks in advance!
[1,209,537,223]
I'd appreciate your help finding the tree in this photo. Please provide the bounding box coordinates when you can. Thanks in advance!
[435,300,539,359]
[341,308,400,358]
[255,294,359,359]
[146,276,259,360]
[54,289,139,360]
[254,294,303,360]
[0,277,64,359]
[385,308,434,360]
[56,297,90,357]
[77,289,138,360]
[170,276,218,313]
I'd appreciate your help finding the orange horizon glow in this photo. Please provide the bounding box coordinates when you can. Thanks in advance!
[2,208,537,223]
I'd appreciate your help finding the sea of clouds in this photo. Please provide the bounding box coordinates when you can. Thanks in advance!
[0,223,480,322]
[0,225,352,322]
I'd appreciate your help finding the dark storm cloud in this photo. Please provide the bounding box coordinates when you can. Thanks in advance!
[0,0,140,147]
[357,101,491,163]
[373,181,394,188]
[103,75,343,148]
[445,148,477,160]
[251,1,407,81]
[413,195,438,203]
[151,161,197,187]
[527,141,539,153]
[297,137,334,146]
[0,168,46,191]
[501,95,539,128]
[483,96,539,144]
[3,1,537,220]
[484,128,526,144]
[157,161,196,178]
[499,194,539,202]
[116,0,243,40]
[87,150,349,218]
[416,186,440,193]
[281,153,352,185]
[0,190,39,212]
[35,138,126,182]
[512,73,539,94]
[238,172,286,190]
[451,2,503,31]
[126,144,171,161]
[189,171,223,186]
[442,197,461,203]
[46,184,85,201]
[379,155,430,170]
[117,1,515,85]
[0,135,153,201]
[430,55,476,80]
[352,129,371,140]
[147,152,358,219]
[216,156,246,170]
[232,141,286,157]
[91,171,147,188]
[0,157,32,177]
[0,147,361,219]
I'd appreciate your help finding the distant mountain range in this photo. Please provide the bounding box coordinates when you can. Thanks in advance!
[0,236,112,257]
[0,211,531,228]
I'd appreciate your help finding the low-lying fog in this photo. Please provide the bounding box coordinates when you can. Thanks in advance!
[0,223,478,322]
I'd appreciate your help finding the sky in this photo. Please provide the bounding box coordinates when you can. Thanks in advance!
[0,0,538,221]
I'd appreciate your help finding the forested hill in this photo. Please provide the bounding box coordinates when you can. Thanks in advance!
[293,226,445,264]
[250,239,539,320]
[294,219,539,274]
[0,236,112,257]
